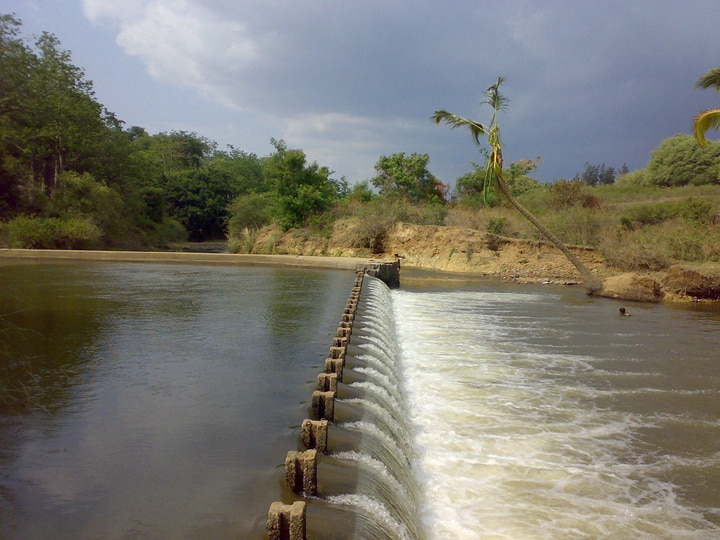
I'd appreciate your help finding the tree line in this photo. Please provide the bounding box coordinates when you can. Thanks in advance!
[2,13,720,251]
[0,14,446,249]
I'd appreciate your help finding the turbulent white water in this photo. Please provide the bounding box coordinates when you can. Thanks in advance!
[390,285,720,540]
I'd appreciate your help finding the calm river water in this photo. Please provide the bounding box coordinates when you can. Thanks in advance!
[0,261,352,539]
[1,261,719,539]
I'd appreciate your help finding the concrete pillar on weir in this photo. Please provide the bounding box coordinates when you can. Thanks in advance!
[336,326,351,340]
[325,358,344,382]
[285,449,318,495]
[267,501,307,540]
[317,372,338,394]
[301,419,328,454]
[311,390,335,421]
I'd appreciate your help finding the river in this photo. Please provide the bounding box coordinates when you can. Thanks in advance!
[1,261,719,539]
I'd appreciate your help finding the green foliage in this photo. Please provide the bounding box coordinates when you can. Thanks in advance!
[486,217,506,235]
[455,163,497,207]
[371,152,446,203]
[0,18,124,199]
[164,167,238,241]
[547,180,601,210]
[3,216,101,249]
[647,134,720,186]
[228,227,259,254]
[264,139,340,231]
[693,67,720,146]
[227,192,273,236]
[677,197,714,222]
[544,207,604,247]
[619,198,715,229]
[455,158,541,208]
[615,169,651,187]
[348,180,376,203]
[577,162,617,186]
[504,158,542,196]
[209,148,266,194]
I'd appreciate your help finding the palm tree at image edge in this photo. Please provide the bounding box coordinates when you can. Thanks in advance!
[693,67,720,147]
[432,77,602,294]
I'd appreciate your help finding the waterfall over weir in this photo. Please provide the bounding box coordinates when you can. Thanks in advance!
[267,272,424,540]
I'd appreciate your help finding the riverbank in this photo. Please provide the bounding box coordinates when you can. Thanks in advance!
[0,248,376,271]
[3,241,720,304]
[249,221,720,303]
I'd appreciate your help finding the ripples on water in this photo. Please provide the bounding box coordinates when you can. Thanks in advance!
[392,280,720,539]
[0,262,353,539]
[3,263,720,539]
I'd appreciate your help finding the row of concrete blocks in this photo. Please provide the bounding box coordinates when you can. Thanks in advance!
[266,270,365,540]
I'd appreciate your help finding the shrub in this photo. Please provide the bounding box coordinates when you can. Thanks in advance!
[227,192,272,236]
[676,198,714,223]
[620,203,674,227]
[615,169,651,187]
[547,180,584,210]
[486,217,506,236]
[599,228,670,271]
[5,216,101,249]
[228,227,258,254]
[599,220,720,269]
[543,207,605,247]
[620,198,715,229]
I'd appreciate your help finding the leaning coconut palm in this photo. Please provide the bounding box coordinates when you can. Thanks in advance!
[432,76,602,293]
[693,67,720,146]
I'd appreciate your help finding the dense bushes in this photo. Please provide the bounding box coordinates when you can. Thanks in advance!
[2,216,101,249]
[619,198,715,229]
[647,135,720,186]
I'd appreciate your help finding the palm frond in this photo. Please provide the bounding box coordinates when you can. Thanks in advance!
[431,110,487,145]
[693,109,720,146]
[482,76,509,112]
[696,68,720,92]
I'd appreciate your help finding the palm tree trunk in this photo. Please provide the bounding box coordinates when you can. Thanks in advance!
[495,176,602,294]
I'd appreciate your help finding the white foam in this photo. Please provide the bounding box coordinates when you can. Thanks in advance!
[325,493,414,540]
[391,288,720,539]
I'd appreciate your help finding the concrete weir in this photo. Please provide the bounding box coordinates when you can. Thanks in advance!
[266,261,400,540]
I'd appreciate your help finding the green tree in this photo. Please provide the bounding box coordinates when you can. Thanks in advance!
[371,152,446,203]
[647,134,720,186]
[164,167,237,241]
[693,67,720,146]
[209,147,267,195]
[455,157,539,207]
[264,139,339,230]
[227,192,272,234]
[455,162,496,207]
[578,162,617,186]
[432,77,601,292]
[0,14,32,214]
[0,15,128,212]
[504,158,542,196]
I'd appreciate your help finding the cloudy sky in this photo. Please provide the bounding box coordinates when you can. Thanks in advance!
[7,0,720,186]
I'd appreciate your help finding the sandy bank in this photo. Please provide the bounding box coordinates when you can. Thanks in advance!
[0,248,377,271]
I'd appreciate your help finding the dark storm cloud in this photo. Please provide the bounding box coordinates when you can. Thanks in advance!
[11,0,720,184]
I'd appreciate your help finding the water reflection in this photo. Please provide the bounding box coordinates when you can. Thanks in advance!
[0,262,353,540]
[0,264,110,416]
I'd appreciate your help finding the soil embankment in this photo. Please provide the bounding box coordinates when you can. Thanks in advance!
[4,220,720,303]
[253,221,720,303]
[0,249,374,271]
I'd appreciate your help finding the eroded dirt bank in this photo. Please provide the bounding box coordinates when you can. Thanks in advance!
[3,221,720,303]
[254,221,720,303]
